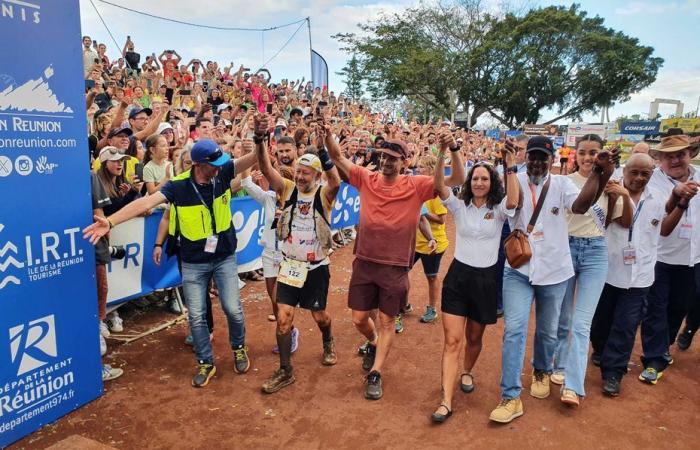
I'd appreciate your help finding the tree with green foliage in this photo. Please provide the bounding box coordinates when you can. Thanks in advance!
[336,54,364,100]
[336,2,662,127]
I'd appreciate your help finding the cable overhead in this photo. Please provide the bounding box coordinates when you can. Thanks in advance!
[96,0,307,32]
[259,21,306,70]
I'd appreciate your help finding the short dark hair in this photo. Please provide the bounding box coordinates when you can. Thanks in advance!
[459,163,504,209]
[277,136,295,146]
[196,118,211,128]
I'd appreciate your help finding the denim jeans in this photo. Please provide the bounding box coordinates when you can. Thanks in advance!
[553,236,608,396]
[181,254,246,364]
[500,267,569,399]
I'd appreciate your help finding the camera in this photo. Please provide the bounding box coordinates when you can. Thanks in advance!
[109,246,126,260]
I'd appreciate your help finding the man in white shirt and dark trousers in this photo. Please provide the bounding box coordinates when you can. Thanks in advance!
[490,136,617,423]
[639,133,700,384]
[590,154,679,396]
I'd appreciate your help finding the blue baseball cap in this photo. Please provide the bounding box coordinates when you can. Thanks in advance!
[128,107,152,120]
[191,139,230,167]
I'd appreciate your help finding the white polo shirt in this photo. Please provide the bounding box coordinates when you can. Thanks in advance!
[442,191,515,268]
[506,172,580,285]
[647,167,700,266]
[605,186,666,289]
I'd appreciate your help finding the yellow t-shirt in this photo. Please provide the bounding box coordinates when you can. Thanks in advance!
[92,156,139,183]
[416,197,449,254]
[566,171,623,238]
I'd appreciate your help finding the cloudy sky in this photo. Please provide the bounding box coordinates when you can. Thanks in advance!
[79,0,700,124]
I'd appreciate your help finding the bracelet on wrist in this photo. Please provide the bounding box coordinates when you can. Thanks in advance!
[449,145,460,152]
[253,135,264,144]
[677,202,689,210]
[505,166,518,175]
[593,165,604,175]
[107,218,115,229]
[154,243,163,248]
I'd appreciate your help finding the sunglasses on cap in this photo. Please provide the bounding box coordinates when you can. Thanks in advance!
[202,149,223,163]
[379,141,404,154]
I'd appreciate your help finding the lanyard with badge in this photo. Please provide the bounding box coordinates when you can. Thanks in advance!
[528,183,545,242]
[190,178,218,253]
[623,199,645,265]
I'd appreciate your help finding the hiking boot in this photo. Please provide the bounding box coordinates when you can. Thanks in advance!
[489,398,523,423]
[639,367,663,385]
[322,339,338,366]
[560,388,579,407]
[106,312,123,332]
[550,371,565,385]
[602,377,621,397]
[420,306,438,323]
[192,362,216,388]
[395,314,404,334]
[102,364,123,382]
[362,343,376,371]
[677,328,695,351]
[591,352,601,367]
[261,367,295,394]
[233,345,250,374]
[365,370,382,400]
[530,369,550,399]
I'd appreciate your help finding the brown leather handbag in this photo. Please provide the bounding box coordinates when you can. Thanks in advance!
[504,178,550,268]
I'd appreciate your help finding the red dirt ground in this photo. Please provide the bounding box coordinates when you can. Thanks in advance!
[12,219,700,450]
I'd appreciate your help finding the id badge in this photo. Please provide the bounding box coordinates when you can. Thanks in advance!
[278,259,309,288]
[532,223,545,242]
[623,245,636,265]
[679,222,693,240]
[204,235,218,253]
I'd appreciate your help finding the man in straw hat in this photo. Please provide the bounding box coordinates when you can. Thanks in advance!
[639,129,700,385]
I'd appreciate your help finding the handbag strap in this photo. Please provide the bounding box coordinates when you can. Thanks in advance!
[526,177,551,233]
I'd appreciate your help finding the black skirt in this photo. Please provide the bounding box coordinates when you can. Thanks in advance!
[441,259,499,324]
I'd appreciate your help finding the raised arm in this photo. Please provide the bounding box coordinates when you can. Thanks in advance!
[134,106,167,141]
[316,124,340,203]
[83,192,167,245]
[502,139,520,210]
[249,115,285,198]
[440,131,465,187]
[434,148,450,201]
[571,149,618,214]
[324,123,353,181]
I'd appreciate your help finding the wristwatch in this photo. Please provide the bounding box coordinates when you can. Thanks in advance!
[253,134,265,144]
[154,243,163,248]
[505,166,518,175]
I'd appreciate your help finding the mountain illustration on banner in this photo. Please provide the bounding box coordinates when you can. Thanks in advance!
[0,66,73,114]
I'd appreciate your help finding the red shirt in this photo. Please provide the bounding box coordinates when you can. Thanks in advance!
[349,165,435,267]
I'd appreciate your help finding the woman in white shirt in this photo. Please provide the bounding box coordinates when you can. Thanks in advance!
[551,134,631,406]
[430,141,519,423]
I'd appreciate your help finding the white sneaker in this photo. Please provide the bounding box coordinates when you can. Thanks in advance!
[100,321,110,337]
[102,364,123,381]
[100,334,107,356]
[106,312,123,333]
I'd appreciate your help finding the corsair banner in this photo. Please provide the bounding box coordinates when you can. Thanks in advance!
[0,1,103,447]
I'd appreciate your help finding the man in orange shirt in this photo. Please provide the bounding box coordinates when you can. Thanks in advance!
[328,129,464,400]
[559,145,572,175]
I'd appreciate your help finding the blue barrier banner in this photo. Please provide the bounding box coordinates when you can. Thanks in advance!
[0,1,103,446]
[106,198,268,307]
[620,121,660,135]
[331,183,360,230]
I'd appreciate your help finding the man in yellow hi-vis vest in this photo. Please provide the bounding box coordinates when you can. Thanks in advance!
[84,136,260,388]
